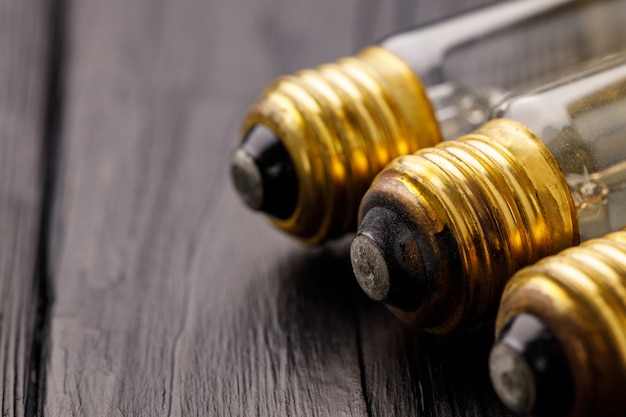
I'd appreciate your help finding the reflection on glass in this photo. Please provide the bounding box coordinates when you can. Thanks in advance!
[493,55,626,240]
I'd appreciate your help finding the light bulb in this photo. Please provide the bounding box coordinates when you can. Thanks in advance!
[490,228,626,417]
[230,0,626,243]
[351,53,626,333]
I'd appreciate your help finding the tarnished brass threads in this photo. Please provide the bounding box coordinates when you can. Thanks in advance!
[496,229,626,417]
[242,46,440,244]
[359,118,579,333]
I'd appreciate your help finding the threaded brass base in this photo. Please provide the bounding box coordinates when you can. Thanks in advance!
[358,118,579,333]
[242,46,440,244]
[496,229,626,417]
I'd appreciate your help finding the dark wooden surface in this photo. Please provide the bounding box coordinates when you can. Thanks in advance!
[0,0,56,415]
[1,0,519,415]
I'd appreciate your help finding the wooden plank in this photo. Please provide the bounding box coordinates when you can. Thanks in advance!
[44,0,511,416]
[357,308,514,416]
[355,0,497,45]
[44,1,363,415]
[0,1,55,416]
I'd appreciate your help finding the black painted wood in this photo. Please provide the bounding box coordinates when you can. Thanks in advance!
[0,1,56,416]
[37,0,516,416]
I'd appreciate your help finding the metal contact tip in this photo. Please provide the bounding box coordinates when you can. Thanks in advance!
[231,147,264,210]
[350,207,425,311]
[489,341,536,415]
[230,124,298,220]
[350,234,390,302]
[489,314,573,417]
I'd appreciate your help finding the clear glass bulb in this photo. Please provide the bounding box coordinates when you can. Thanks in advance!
[492,54,626,241]
[492,228,626,417]
[232,0,626,243]
[383,0,626,139]
[351,53,626,333]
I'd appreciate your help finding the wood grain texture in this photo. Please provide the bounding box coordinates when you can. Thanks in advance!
[42,0,513,416]
[0,0,55,416]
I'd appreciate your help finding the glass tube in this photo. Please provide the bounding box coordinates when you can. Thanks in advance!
[492,55,626,241]
[350,53,626,333]
[383,0,626,139]
[231,0,626,243]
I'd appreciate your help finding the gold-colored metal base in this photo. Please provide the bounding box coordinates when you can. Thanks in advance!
[496,228,626,417]
[359,118,579,333]
[242,46,440,244]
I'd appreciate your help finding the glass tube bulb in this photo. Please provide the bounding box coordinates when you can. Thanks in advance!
[350,53,626,333]
[491,228,626,417]
[230,0,626,244]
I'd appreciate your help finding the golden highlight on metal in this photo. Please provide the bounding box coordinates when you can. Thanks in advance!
[495,229,626,417]
[242,46,440,244]
[354,119,578,333]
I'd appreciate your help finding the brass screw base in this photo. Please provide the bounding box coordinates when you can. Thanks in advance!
[242,46,440,244]
[358,118,579,333]
[496,229,626,417]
